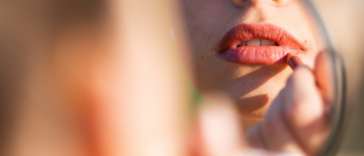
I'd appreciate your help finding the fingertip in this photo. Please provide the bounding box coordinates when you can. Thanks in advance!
[287,54,304,70]
[314,51,335,103]
[314,51,331,69]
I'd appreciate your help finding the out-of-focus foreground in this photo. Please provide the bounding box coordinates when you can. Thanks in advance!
[0,0,189,156]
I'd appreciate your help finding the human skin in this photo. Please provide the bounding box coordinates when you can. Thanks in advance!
[196,59,331,155]
[1,0,349,155]
[180,0,325,121]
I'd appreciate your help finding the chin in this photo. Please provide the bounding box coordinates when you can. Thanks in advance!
[233,72,290,119]
[237,100,271,119]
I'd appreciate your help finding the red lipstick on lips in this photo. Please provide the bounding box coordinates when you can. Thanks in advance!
[217,23,305,64]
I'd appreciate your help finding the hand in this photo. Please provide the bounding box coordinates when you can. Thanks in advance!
[194,95,303,156]
[247,52,334,155]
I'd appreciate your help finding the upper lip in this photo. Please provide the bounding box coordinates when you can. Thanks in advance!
[217,23,305,52]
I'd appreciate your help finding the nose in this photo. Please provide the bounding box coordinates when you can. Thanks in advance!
[232,0,291,8]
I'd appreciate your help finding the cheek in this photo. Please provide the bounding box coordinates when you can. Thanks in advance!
[182,0,235,53]
[182,2,242,84]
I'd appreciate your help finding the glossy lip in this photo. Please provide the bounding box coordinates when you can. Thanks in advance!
[217,23,305,64]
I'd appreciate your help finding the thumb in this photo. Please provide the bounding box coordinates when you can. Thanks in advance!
[314,51,335,104]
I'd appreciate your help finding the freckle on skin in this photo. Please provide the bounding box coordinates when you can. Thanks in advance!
[201,56,204,60]
[305,40,307,43]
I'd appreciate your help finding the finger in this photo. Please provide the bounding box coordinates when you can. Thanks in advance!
[287,53,304,70]
[283,66,329,155]
[314,51,335,104]
[196,95,245,156]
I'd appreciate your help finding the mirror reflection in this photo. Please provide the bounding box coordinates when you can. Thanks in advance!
[1,0,358,156]
[179,0,336,155]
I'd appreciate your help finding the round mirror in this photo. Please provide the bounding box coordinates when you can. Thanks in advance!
[2,0,362,156]
[178,0,345,155]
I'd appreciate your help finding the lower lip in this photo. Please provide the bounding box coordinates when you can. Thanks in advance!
[218,46,303,65]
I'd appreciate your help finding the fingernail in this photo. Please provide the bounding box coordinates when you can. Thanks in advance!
[287,53,303,70]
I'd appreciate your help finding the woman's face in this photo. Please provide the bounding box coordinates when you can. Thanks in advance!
[181,0,325,119]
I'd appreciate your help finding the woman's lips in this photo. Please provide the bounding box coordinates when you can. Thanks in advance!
[217,23,305,64]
